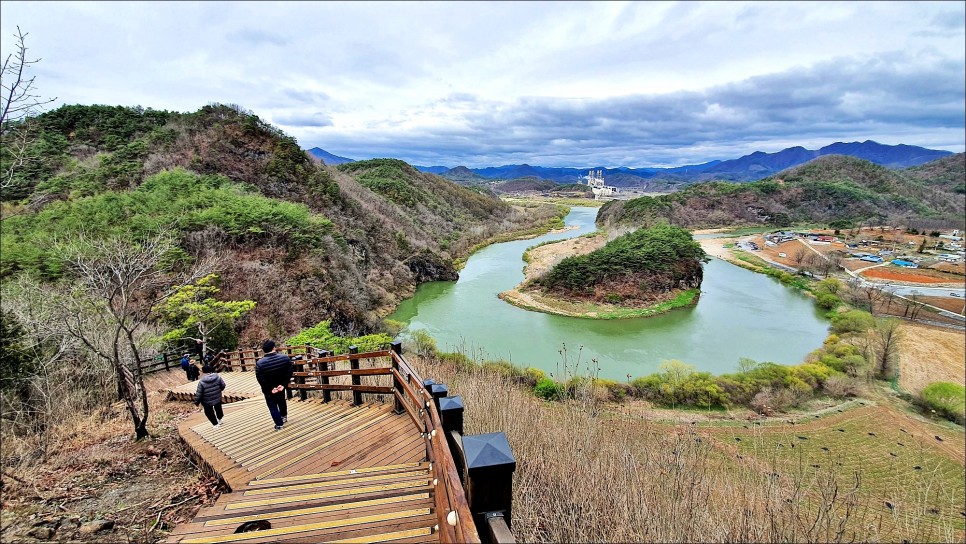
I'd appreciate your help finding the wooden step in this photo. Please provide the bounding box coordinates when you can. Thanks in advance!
[178,508,434,543]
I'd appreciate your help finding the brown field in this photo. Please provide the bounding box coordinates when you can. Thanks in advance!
[932,261,966,276]
[897,322,966,394]
[862,266,964,284]
[919,296,966,315]
[752,236,801,267]
[867,296,965,326]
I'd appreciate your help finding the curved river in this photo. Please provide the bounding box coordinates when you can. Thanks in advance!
[389,207,830,380]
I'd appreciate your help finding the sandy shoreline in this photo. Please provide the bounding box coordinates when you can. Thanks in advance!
[698,237,739,262]
[498,234,608,317]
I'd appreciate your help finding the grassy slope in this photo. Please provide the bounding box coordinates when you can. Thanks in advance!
[433,358,965,543]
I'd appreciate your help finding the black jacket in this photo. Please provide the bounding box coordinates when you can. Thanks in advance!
[194,373,226,406]
[255,351,294,395]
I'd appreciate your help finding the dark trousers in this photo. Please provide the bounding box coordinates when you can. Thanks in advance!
[264,391,287,426]
[202,403,224,426]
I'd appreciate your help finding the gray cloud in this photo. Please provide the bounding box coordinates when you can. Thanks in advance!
[1,1,963,169]
[227,28,289,47]
[312,53,963,167]
[272,111,333,128]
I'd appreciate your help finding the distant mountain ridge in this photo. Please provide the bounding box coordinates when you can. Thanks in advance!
[305,141,953,188]
[597,153,966,231]
[306,147,355,165]
[702,141,953,180]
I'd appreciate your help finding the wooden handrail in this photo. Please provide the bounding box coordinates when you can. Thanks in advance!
[288,383,392,393]
[393,389,423,432]
[292,367,391,378]
[425,394,477,543]
[390,368,425,412]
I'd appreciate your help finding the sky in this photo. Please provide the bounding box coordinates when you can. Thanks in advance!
[1,1,964,168]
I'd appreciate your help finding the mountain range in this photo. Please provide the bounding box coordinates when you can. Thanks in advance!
[306,141,952,189]
[306,147,355,165]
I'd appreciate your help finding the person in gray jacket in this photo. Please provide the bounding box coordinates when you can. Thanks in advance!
[194,365,227,427]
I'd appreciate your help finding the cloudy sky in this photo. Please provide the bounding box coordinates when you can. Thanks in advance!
[2,1,964,168]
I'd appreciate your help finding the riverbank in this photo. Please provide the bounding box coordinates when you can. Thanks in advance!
[452,203,571,271]
[498,232,701,319]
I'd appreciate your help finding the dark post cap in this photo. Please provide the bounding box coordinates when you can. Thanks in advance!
[439,395,464,412]
[464,432,516,474]
[429,383,448,398]
[422,378,436,389]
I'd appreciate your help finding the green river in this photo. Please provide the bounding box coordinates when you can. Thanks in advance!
[389,207,830,380]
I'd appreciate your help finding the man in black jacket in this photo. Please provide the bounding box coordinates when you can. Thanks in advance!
[255,339,293,431]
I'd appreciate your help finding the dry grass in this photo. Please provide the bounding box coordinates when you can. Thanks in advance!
[1,385,223,543]
[897,322,966,394]
[409,354,965,543]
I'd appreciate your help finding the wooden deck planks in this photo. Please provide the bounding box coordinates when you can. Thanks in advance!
[178,494,435,539]
[276,411,413,477]
[165,372,266,403]
[167,398,439,544]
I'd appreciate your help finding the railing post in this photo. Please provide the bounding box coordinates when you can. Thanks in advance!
[297,361,307,401]
[439,395,464,435]
[463,432,516,541]
[349,345,361,406]
[320,350,331,403]
[391,341,404,414]
[163,351,171,371]
[429,383,448,410]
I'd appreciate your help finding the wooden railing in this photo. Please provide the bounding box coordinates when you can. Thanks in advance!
[215,342,515,544]
[135,350,181,375]
[136,348,232,376]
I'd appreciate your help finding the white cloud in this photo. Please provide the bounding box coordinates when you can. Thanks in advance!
[0,0,962,167]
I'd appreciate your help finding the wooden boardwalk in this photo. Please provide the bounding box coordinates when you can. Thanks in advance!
[164,373,264,404]
[167,397,436,543]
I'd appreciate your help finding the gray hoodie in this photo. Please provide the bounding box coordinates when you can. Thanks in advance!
[194,373,226,406]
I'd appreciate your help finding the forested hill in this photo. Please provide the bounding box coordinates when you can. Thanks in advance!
[597,154,966,231]
[0,104,558,339]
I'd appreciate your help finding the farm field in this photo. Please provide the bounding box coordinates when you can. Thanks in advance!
[918,296,966,315]
[897,322,966,393]
[932,261,966,276]
[699,402,966,542]
[862,266,966,285]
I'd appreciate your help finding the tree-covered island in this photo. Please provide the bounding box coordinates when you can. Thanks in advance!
[500,224,708,319]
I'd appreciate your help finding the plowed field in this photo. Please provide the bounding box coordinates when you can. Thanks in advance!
[862,267,961,284]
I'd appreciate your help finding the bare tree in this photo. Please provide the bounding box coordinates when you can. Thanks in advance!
[902,293,925,321]
[872,318,902,379]
[1,26,56,191]
[792,246,809,268]
[815,252,843,278]
[1,277,84,458]
[856,284,886,316]
[52,230,211,439]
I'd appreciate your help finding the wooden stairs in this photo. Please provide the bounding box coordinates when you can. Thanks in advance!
[166,397,437,543]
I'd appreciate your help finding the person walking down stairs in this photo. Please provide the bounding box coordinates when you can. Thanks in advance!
[194,365,227,428]
[255,340,294,431]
